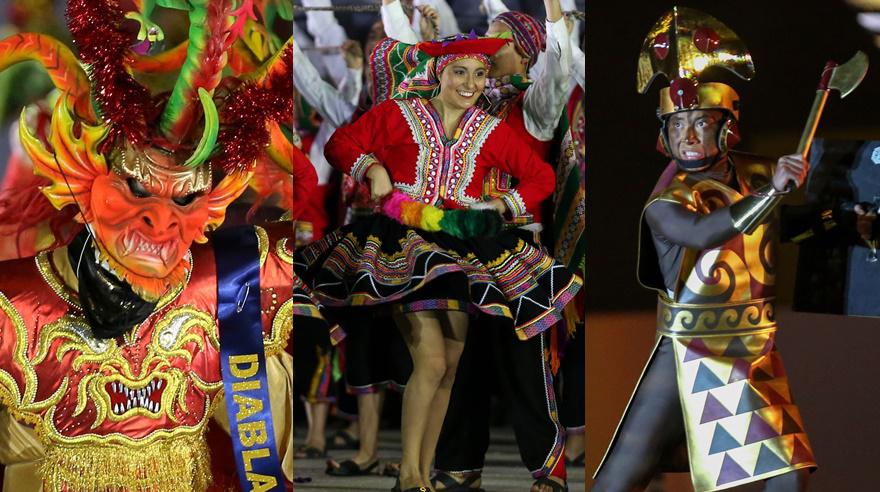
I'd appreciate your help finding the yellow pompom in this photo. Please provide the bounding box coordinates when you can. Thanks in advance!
[420,206,444,231]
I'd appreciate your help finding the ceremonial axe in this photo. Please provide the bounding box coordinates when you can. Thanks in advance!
[796,51,869,159]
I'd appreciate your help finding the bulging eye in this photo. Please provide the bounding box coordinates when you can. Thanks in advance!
[126,177,151,198]
[172,193,200,207]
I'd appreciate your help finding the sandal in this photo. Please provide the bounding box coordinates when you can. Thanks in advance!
[431,470,485,491]
[531,477,568,492]
[392,477,429,492]
[294,445,325,459]
[325,459,379,476]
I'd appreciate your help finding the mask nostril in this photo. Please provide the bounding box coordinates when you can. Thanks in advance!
[143,216,153,227]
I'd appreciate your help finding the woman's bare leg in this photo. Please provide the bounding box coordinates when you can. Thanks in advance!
[395,311,449,490]
[418,311,468,484]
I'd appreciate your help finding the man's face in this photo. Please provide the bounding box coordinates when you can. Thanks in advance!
[666,109,724,163]
[485,22,527,78]
[89,147,210,280]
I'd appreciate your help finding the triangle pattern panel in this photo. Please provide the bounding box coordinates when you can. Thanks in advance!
[753,443,788,475]
[722,337,753,358]
[780,408,803,436]
[745,412,779,445]
[728,358,751,383]
[701,391,734,424]
[692,361,725,393]
[709,422,741,455]
[716,452,751,486]
[684,338,715,362]
[790,436,812,465]
[736,384,769,415]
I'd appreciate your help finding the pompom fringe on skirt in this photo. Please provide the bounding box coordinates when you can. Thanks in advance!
[295,214,582,340]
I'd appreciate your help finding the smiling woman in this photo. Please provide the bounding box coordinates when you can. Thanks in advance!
[294,32,581,492]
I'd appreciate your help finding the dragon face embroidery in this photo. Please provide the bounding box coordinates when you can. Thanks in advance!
[21,306,222,440]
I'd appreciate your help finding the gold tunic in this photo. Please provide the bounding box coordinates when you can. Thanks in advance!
[607,156,816,491]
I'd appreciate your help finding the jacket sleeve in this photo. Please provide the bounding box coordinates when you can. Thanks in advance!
[324,102,393,182]
[489,121,556,217]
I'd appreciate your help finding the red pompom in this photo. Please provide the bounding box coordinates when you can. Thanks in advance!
[66,0,152,149]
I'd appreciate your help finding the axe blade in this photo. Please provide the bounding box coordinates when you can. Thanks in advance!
[829,50,869,98]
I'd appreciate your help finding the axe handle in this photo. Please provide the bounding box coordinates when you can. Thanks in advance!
[796,89,829,159]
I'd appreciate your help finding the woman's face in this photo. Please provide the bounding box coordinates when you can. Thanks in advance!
[436,57,488,111]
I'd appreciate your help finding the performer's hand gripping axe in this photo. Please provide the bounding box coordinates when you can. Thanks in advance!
[795,51,869,168]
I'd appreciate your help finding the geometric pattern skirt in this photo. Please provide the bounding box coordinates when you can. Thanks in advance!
[295,214,583,341]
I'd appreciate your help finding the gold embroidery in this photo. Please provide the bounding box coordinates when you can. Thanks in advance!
[40,432,211,492]
[275,237,293,264]
[256,225,269,267]
[267,299,293,358]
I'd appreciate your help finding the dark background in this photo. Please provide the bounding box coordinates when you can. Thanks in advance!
[586,2,880,490]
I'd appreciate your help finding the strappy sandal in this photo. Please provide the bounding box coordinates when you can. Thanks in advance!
[391,477,429,492]
[325,459,379,476]
[531,477,568,492]
[328,429,360,450]
[294,445,325,459]
[431,470,485,491]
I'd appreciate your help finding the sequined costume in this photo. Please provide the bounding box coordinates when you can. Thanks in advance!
[0,0,296,489]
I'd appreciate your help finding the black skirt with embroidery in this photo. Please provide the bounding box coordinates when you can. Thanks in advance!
[294,214,582,341]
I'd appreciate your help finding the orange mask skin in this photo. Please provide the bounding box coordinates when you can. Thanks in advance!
[86,149,212,300]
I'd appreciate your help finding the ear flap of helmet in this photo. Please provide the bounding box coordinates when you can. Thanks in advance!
[657,116,672,156]
[718,116,741,153]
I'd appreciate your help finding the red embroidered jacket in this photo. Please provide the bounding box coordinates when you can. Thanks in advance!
[0,222,293,491]
[324,98,555,219]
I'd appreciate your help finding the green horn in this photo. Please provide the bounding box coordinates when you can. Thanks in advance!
[182,88,218,168]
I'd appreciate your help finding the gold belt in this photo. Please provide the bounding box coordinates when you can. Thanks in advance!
[656,296,777,337]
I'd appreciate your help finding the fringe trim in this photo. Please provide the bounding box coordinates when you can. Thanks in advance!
[40,433,211,492]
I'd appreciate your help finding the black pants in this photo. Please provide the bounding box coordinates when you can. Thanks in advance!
[435,319,564,477]
[558,323,585,430]
[592,337,809,492]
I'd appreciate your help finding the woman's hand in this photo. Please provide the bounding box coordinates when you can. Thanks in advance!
[366,165,394,201]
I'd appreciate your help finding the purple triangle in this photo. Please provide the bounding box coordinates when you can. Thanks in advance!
[728,358,750,383]
[716,453,751,486]
[684,338,714,362]
[745,412,779,445]
[701,392,733,423]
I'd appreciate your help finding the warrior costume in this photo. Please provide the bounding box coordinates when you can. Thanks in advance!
[0,0,297,489]
[594,8,816,492]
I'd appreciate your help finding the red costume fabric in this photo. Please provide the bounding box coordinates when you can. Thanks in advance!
[325,98,554,219]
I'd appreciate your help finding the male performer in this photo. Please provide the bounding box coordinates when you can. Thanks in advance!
[593,7,823,492]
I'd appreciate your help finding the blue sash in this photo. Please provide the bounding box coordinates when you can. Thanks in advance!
[214,226,286,491]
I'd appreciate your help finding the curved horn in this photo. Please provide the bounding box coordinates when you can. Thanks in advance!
[182,88,219,168]
[158,0,235,143]
[0,34,95,122]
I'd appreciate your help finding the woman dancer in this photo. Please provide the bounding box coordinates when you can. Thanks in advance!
[296,34,582,492]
